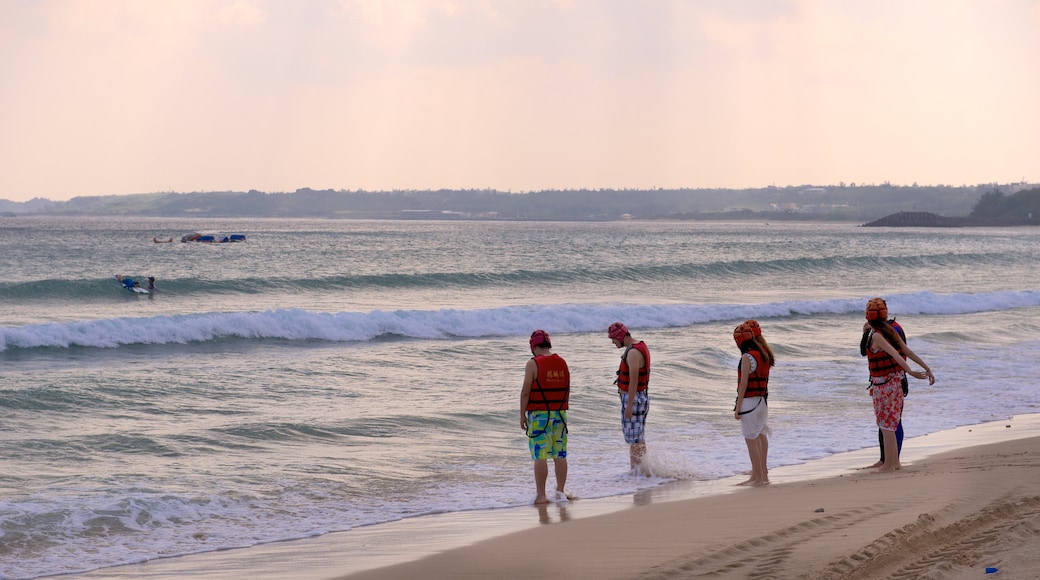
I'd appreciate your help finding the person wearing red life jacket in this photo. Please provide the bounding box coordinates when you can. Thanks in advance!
[733,320,775,486]
[608,321,651,474]
[520,329,571,504]
[863,297,936,473]
[860,297,908,468]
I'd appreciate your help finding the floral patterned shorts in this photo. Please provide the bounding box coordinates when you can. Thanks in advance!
[871,374,905,432]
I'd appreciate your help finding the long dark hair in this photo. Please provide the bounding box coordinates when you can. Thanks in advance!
[739,336,776,367]
[868,318,903,350]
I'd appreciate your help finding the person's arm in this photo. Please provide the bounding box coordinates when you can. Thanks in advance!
[734,354,750,420]
[892,335,935,385]
[872,333,929,381]
[624,348,643,420]
[520,359,537,431]
[859,323,871,356]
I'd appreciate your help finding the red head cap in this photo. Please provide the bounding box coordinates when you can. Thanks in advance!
[745,319,762,337]
[529,329,551,351]
[607,322,628,342]
[865,297,888,321]
[733,322,755,346]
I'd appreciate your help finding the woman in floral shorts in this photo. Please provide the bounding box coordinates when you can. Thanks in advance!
[864,297,936,473]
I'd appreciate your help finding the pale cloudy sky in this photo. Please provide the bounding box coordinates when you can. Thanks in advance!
[2,0,1038,202]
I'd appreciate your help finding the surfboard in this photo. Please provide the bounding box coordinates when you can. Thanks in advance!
[115,275,150,294]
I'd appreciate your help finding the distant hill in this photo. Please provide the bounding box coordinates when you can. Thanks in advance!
[863,188,1040,227]
[0,197,55,214]
[1,184,1036,222]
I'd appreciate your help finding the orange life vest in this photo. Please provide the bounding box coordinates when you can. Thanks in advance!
[737,349,769,398]
[616,341,650,392]
[527,354,570,411]
[867,330,904,379]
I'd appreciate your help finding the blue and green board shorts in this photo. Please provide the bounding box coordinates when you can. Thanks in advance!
[527,410,567,460]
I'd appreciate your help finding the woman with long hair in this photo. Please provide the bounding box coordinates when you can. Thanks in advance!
[733,320,776,486]
[864,297,935,473]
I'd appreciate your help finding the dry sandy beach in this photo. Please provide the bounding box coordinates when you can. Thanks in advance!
[342,420,1040,580]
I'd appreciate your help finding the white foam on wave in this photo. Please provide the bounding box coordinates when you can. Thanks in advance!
[3,289,1039,351]
[633,447,701,479]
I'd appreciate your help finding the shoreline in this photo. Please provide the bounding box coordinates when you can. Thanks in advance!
[341,415,1040,580]
[77,413,1040,580]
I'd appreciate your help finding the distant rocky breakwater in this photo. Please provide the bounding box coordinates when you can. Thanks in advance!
[863,211,1033,227]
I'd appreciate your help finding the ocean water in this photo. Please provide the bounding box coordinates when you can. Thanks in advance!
[1,216,1039,579]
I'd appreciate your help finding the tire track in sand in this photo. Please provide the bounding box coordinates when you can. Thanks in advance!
[817,495,1040,579]
[637,505,901,580]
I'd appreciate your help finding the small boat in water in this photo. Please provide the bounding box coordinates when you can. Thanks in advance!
[181,233,246,243]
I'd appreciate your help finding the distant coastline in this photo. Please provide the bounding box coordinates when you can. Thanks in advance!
[2,184,1037,224]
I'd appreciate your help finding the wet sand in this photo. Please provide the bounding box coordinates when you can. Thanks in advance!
[81,415,1040,580]
[341,415,1040,580]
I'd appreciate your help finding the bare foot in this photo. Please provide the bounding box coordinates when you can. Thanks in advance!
[737,478,756,486]
[859,460,883,470]
[752,479,771,487]
[872,465,897,474]
[533,495,549,504]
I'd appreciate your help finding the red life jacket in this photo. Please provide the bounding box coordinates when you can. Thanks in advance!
[527,354,570,411]
[737,349,769,398]
[617,342,650,392]
[867,330,904,379]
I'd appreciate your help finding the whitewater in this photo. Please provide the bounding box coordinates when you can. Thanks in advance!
[1,216,1038,579]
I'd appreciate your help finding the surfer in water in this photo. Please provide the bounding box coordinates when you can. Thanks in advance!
[115,274,155,293]
[115,274,138,290]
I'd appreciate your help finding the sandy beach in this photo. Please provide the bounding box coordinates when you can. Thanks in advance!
[76,417,1040,580]
[342,424,1040,580]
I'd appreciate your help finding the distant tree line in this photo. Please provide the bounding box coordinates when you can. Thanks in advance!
[2,184,1034,222]
[970,188,1040,221]
[863,188,1040,227]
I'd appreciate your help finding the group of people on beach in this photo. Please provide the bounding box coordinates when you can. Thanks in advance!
[518,297,937,504]
[519,322,651,504]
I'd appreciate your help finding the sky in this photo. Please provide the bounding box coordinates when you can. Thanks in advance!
[1,0,1039,202]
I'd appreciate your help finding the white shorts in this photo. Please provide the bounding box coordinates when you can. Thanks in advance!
[739,396,770,439]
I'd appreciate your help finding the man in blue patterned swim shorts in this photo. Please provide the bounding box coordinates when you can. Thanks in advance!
[609,322,651,474]
[520,329,571,504]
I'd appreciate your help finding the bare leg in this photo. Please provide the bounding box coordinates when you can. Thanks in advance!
[756,433,770,485]
[630,442,647,473]
[533,459,549,503]
[738,438,758,485]
[553,458,568,496]
[739,435,770,486]
[874,429,900,473]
